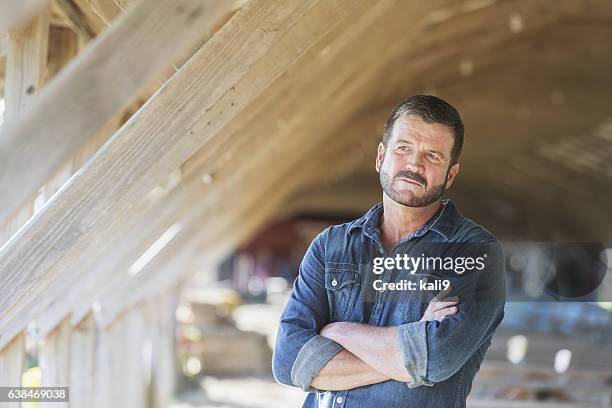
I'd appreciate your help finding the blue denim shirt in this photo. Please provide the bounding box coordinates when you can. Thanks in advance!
[272,199,506,408]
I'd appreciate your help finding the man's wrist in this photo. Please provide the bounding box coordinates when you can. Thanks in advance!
[320,321,350,345]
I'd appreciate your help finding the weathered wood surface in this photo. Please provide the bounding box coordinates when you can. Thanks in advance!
[0,0,362,350]
[3,5,49,120]
[0,0,238,223]
[0,0,47,33]
[69,314,96,408]
[39,318,71,408]
[0,333,24,408]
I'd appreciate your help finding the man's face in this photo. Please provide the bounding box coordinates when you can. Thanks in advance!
[375,114,460,207]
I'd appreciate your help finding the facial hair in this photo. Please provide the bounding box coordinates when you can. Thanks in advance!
[379,162,449,208]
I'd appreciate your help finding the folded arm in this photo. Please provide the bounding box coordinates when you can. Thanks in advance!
[311,349,390,391]
[321,241,506,388]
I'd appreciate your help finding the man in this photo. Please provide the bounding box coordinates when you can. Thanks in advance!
[272,95,506,407]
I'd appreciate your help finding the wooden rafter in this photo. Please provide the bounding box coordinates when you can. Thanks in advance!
[0,0,238,224]
[0,0,359,350]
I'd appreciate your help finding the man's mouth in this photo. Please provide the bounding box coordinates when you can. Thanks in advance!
[397,177,424,187]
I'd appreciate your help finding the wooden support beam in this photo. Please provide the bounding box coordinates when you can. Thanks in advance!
[32,0,374,339]
[4,5,49,120]
[54,0,97,40]
[147,291,178,408]
[0,0,239,223]
[69,314,96,408]
[0,0,359,350]
[39,318,71,408]
[0,0,47,33]
[0,33,7,56]
[0,332,24,390]
[44,25,78,83]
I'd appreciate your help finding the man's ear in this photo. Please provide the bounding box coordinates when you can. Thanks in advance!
[375,142,385,173]
[445,163,460,189]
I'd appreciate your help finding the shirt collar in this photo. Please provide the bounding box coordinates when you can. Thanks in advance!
[348,198,458,241]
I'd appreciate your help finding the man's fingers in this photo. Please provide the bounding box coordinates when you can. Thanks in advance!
[432,285,453,302]
[433,306,458,321]
[428,295,459,311]
[430,299,459,312]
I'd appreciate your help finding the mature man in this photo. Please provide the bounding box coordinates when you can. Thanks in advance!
[272,95,506,407]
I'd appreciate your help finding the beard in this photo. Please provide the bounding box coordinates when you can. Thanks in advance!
[379,166,448,208]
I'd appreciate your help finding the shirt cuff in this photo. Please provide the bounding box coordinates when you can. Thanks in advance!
[396,320,434,388]
[291,334,344,391]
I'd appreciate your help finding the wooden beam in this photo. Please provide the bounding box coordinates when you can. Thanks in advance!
[69,314,96,408]
[28,0,369,341]
[0,0,358,351]
[0,0,238,223]
[0,332,24,386]
[55,0,97,40]
[44,25,78,83]
[39,318,71,408]
[0,0,47,33]
[4,5,49,120]
[0,33,7,56]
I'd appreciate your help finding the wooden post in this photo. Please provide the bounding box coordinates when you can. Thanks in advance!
[148,290,179,408]
[4,5,49,120]
[69,314,96,408]
[39,318,71,408]
[0,333,25,408]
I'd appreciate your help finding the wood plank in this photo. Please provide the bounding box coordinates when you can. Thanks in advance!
[0,6,49,250]
[111,306,148,408]
[55,0,98,40]
[93,312,113,408]
[148,292,178,408]
[0,332,24,396]
[4,5,49,120]
[0,33,7,56]
[0,0,356,350]
[39,318,71,408]
[39,0,373,336]
[69,314,96,408]
[0,0,47,33]
[44,25,78,83]
[0,0,239,223]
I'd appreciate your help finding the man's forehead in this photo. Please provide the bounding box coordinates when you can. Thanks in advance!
[391,114,453,145]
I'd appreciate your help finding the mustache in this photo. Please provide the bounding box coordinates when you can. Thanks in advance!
[394,170,427,187]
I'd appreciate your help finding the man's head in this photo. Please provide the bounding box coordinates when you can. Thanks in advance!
[375,95,463,207]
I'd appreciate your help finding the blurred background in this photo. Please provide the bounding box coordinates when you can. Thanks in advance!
[0,0,611,407]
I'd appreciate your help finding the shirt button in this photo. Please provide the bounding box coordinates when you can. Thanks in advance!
[336,396,343,404]
[331,279,338,287]
[379,247,384,254]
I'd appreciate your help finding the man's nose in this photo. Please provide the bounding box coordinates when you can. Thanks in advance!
[405,151,425,173]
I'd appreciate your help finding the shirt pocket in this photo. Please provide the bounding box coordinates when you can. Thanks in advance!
[324,262,360,321]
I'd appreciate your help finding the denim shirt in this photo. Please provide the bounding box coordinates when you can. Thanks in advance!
[272,199,506,408]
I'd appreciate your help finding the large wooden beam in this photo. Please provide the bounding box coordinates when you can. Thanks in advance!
[0,0,238,223]
[0,0,360,350]
[28,0,371,340]
[32,0,378,339]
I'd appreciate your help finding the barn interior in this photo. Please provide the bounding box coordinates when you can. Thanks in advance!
[0,0,611,407]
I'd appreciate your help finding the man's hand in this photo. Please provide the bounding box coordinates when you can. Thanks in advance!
[420,295,460,322]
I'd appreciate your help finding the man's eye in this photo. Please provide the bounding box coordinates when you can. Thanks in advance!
[426,152,438,160]
[397,146,410,151]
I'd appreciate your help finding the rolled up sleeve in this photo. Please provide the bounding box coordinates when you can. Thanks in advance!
[272,229,343,391]
[396,241,506,387]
